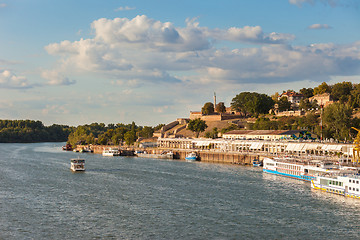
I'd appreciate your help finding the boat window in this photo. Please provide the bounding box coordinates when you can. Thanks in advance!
[357,181,359,184]
[350,180,352,183]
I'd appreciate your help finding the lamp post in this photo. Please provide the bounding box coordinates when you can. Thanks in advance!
[320,103,324,142]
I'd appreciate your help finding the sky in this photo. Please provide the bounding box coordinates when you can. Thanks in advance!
[0,0,360,127]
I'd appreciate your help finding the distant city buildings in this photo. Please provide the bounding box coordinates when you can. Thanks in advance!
[309,93,333,107]
[278,91,304,108]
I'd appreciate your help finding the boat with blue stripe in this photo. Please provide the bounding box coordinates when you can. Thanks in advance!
[263,157,342,182]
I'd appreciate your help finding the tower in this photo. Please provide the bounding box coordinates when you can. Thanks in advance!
[214,92,216,112]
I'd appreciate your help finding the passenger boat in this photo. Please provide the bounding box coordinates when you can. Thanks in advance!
[185,152,197,162]
[252,159,263,167]
[136,151,174,159]
[311,170,360,199]
[102,148,121,156]
[70,158,85,172]
[263,157,345,182]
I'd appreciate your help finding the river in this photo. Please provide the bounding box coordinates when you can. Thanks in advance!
[0,142,359,239]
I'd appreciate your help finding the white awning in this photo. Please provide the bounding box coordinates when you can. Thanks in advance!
[304,144,320,150]
[249,142,264,150]
[285,143,297,151]
[321,144,344,152]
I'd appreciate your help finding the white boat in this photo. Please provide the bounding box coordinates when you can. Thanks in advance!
[70,158,85,172]
[311,171,360,199]
[263,157,346,182]
[185,152,197,162]
[102,148,121,156]
[136,151,174,159]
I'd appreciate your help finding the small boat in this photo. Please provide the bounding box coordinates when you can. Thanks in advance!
[185,152,197,162]
[62,144,73,151]
[70,158,85,172]
[252,159,263,167]
[102,148,121,156]
[137,151,174,159]
[80,147,92,153]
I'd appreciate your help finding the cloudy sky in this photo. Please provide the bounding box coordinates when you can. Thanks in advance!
[0,0,359,126]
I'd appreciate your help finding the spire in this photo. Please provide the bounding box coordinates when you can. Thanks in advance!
[214,92,216,112]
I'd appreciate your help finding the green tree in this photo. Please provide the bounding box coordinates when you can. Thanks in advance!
[205,127,219,139]
[313,82,331,95]
[251,117,278,130]
[187,118,208,138]
[201,102,214,115]
[153,124,165,131]
[139,126,154,138]
[215,102,226,113]
[299,87,314,98]
[124,130,136,145]
[322,102,352,141]
[231,92,274,117]
[351,84,360,108]
[277,96,292,111]
[331,81,353,102]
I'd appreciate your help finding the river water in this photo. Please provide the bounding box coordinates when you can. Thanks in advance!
[0,142,360,239]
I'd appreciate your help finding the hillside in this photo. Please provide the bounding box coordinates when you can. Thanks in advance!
[162,120,243,138]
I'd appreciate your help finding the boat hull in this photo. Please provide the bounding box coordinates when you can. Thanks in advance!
[185,157,197,161]
[137,153,173,159]
[263,169,314,181]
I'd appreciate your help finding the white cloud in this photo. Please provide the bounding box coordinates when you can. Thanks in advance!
[308,23,332,29]
[115,6,135,11]
[0,70,32,89]
[44,15,360,87]
[41,69,76,86]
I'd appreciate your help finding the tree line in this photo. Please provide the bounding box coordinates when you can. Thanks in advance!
[0,119,164,145]
[67,122,164,147]
[0,120,71,143]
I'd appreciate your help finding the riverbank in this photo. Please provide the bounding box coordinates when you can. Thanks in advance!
[74,145,263,165]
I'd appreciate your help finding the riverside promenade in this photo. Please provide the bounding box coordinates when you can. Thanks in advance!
[76,136,355,165]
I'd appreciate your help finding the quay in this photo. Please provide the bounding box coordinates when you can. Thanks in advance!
[75,137,357,166]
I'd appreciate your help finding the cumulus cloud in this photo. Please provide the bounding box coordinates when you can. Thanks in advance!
[308,23,332,29]
[41,70,76,86]
[115,6,135,11]
[0,70,32,89]
[210,25,295,44]
[44,15,360,86]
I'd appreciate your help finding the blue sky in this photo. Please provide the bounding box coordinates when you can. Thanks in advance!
[0,0,359,126]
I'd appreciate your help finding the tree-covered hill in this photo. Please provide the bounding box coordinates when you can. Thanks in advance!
[0,120,72,143]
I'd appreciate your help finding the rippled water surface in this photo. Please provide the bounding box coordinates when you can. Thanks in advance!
[1,143,360,239]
